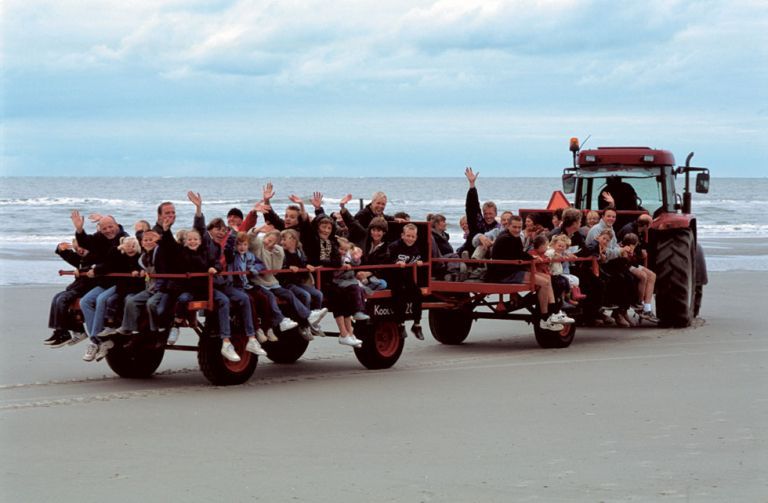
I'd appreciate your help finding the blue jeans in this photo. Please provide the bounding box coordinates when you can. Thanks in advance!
[147,291,171,331]
[285,283,324,310]
[177,290,231,338]
[259,285,310,326]
[220,285,256,337]
[80,285,117,342]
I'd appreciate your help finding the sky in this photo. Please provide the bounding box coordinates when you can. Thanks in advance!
[1,0,767,177]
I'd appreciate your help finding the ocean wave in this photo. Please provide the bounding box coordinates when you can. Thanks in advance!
[0,197,143,207]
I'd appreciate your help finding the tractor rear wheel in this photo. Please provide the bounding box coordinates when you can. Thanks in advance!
[655,229,695,327]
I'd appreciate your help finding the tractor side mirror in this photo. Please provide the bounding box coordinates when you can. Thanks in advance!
[562,174,576,194]
[695,172,710,194]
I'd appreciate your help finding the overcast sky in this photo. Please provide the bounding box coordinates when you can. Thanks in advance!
[2,0,766,177]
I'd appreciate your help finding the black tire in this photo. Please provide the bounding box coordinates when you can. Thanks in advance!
[264,329,309,364]
[353,321,405,370]
[428,307,472,345]
[655,229,695,327]
[105,336,165,378]
[534,320,576,349]
[198,333,258,386]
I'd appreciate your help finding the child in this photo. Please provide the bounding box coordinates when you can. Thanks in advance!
[387,223,425,340]
[280,229,328,338]
[249,229,311,340]
[222,231,269,355]
[358,217,390,290]
[545,234,587,303]
[621,233,658,323]
[306,214,363,348]
[83,236,144,362]
[334,238,369,322]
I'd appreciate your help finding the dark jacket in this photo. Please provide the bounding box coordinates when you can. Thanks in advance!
[354,204,394,230]
[92,247,144,297]
[193,214,225,288]
[56,246,97,294]
[487,230,525,282]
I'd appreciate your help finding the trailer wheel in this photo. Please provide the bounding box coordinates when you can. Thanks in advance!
[655,229,695,327]
[428,306,472,345]
[534,321,576,349]
[198,333,258,386]
[105,337,165,378]
[264,329,309,364]
[353,321,404,370]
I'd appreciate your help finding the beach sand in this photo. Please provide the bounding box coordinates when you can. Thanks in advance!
[1,272,766,502]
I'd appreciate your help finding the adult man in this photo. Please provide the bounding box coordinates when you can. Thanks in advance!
[487,215,573,331]
[354,191,395,229]
[464,167,499,255]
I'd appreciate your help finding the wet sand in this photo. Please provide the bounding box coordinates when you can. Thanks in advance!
[1,272,766,502]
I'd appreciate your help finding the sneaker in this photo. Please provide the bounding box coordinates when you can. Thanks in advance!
[255,329,268,344]
[82,342,99,362]
[97,327,119,338]
[548,311,575,324]
[299,326,314,341]
[639,311,659,324]
[539,319,565,331]
[167,327,180,345]
[94,340,114,362]
[411,324,424,340]
[279,318,298,332]
[220,342,241,362]
[49,333,73,348]
[339,335,362,348]
[266,329,279,342]
[68,332,88,346]
[352,311,370,321]
[308,307,328,326]
[245,338,267,356]
[613,311,630,328]
[310,324,325,337]
[44,330,67,345]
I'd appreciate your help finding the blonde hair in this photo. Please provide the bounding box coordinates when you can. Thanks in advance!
[118,236,140,255]
[550,234,571,248]
[280,229,302,249]
[175,229,188,244]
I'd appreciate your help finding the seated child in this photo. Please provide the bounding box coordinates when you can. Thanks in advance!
[545,234,587,303]
[280,229,328,338]
[387,223,425,340]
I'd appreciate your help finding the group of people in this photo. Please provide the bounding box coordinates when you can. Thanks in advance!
[46,170,660,364]
[441,168,658,329]
[46,185,427,363]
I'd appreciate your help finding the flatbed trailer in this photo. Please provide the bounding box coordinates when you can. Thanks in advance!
[58,220,597,386]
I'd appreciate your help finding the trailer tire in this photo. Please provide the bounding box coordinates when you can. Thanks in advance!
[105,338,165,378]
[534,321,576,349]
[428,307,472,345]
[198,333,258,386]
[353,321,404,370]
[655,229,695,327]
[264,329,309,364]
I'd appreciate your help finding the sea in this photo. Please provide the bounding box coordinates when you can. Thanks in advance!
[1,176,767,286]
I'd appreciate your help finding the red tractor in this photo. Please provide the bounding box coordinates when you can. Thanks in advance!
[560,139,710,327]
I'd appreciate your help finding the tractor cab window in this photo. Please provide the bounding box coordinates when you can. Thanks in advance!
[585,175,664,214]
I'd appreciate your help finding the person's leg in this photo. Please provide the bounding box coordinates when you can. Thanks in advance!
[273,286,310,321]
[79,286,105,337]
[213,290,231,339]
[121,290,150,332]
[285,284,311,310]
[173,292,194,322]
[91,286,117,339]
[643,268,656,304]
[300,284,324,310]
[630,267,647,306]
[260,287,284,326]
[146,291,169,331]
[533,273,553,316]
[225,286,255,337]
